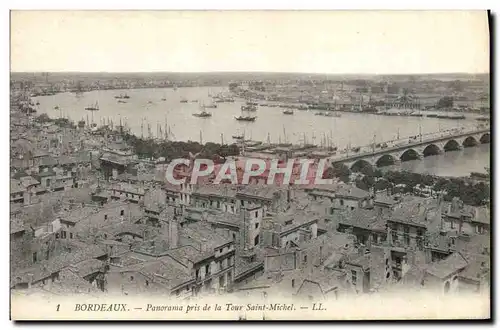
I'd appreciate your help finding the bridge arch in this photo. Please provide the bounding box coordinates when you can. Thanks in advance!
[422,144,442,157]
[480,133,490,144]
[443,139,461,152]
[375,154,396,167]
[462,136,478,148]
[350,159,374,172]
[399,148,420,162]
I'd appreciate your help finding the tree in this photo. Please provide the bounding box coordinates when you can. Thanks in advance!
[436,96,454,109]
[331,163,351,183]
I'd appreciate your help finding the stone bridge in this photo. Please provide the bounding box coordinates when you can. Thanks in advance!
[329,128,490,170]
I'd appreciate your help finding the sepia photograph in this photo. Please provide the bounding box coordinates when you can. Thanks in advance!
[8,10,491,320]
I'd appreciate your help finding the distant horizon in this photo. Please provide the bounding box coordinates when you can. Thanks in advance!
[10,70,490,76]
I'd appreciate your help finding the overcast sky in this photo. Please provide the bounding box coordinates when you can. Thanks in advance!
[10,10,490,74]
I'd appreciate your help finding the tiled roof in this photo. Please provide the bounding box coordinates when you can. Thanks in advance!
[337,208,387,232]
[425,252,469,279]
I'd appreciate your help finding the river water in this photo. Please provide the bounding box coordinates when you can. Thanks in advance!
[33,86,490,177]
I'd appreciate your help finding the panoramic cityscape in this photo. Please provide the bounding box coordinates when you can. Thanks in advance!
[10,11,490,320]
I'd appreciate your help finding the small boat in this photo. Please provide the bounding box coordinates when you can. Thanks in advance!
[193,111,212,118]
[283,109,294,115]
[115,93,130,99]
[191,100,199,103]
[235,116,257,122]
[148,101,153,104]
[180,98,188,103]
[117,100,127,104]
[85,101,99,111]
[36,101,40,106]
[232,134,244,140]
[241,104,257,112]
[54,106,60,110]
[476,117,489,122]
[426,114,438,118]
[161,98,167,101]
[324,112,341,117]
[204,102,218,109]
[314,112,325,116]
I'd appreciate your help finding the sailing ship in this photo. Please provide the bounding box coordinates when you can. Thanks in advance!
[235,106,257,122]
[115,93,130,99]
[283,109,294,115]
[85,101,99,111]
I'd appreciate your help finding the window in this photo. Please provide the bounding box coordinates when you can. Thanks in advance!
[130,276,134,281]
[340,199,344,206]
[404,234,410,246]
[450,220,455,229]
[404,226,410,234]
[292,279,295,288]
[219,248,223,254]
[32,252,37,263]
[416,237,423,250]
[255,223,259,229]
[70,233,73,239]
[196,270,200,280]
[61,231,67,239]
[219,276,224,287]
[120,210,125,216]
[351,270,357,285]
[205,264,210,276]
[233,233,236,240]
[255,211,258,218]
[104,214,108,220]
[254,234,260,246]
[146,280,149,286]
[240,200,244,206]
[303,255,308,263]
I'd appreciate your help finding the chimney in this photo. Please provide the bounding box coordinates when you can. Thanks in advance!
[168,208,179,249]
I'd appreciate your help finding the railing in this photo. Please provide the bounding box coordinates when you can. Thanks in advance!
[330,127,489,162]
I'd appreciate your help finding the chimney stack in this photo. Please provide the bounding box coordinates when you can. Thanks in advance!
[168,207,180,249]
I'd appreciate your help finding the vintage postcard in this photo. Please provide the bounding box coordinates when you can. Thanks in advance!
[9,10,490,320]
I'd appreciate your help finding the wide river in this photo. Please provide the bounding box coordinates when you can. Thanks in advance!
[34,86,490,177]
